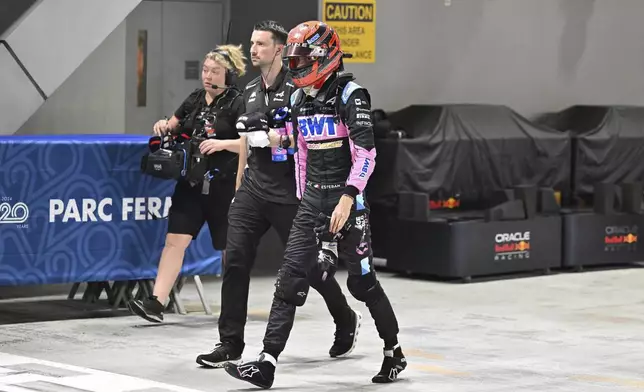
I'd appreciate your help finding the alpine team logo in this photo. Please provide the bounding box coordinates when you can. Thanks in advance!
[0,201,29,224]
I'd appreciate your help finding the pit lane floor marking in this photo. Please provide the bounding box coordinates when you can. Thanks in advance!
[0,352,205,392]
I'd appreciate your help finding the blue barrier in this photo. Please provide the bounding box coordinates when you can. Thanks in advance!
[0,135,221,286]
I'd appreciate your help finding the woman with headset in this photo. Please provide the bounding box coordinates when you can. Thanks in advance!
[129,45,247,323]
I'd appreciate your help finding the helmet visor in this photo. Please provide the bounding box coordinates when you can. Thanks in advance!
[284,44,313,58]
[288,56,316,71]
[284,44,327,58]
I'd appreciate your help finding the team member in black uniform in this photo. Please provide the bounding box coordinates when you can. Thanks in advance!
[224,22,407,388]
[195,21,360,368]
[129,45,246,323]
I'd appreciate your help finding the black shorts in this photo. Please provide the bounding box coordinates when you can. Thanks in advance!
[167,178,235,250]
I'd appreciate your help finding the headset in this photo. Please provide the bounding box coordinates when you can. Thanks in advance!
[212,49,238,87]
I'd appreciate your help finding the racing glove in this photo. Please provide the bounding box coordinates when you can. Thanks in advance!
[236,112,270,148]
[313,213,354,282]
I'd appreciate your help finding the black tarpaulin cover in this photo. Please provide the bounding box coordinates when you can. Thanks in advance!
[541,105,644,196]
[367,104,571,207]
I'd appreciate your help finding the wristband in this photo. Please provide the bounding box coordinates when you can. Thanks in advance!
[343,185,360,199]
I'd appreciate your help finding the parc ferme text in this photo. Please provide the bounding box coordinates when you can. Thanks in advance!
[49,197,172,223]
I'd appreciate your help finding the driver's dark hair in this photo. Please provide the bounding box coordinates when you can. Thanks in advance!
[253,20,288,45]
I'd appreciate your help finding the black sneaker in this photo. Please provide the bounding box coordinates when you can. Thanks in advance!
[372,345,407,383]
[224,352,276,389]
[329,309,362,358]
[128,296,164,323]
[196,342,242,368]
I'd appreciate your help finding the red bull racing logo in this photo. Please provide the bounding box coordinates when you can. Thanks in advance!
[604,225,638,252]
[494,231,531,261]
[429,197,460,210]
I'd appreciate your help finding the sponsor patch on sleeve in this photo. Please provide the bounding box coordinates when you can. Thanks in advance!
[341,81,362,104]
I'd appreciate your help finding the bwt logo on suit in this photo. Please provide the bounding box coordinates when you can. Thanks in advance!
[49,197,172,223]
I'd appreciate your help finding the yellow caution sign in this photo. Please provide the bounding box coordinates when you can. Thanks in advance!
[322,0,376,63]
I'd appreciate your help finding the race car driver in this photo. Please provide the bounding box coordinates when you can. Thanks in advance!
[224,20,407,389]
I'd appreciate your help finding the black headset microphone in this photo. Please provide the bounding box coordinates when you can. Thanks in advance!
[210,83,231,89]
[210,83,242,94]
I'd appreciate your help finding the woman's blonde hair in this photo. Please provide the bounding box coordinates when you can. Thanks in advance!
[205,44,247,77]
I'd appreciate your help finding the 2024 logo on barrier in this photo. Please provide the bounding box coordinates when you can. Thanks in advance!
[0,198,30,228]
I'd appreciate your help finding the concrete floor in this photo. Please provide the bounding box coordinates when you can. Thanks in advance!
[1,266,644,391]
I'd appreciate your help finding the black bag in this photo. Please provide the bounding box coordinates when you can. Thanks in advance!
[141,142,189,180]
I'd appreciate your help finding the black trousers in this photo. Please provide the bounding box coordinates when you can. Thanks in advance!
[262,185,400,358]
[218,184,353,351]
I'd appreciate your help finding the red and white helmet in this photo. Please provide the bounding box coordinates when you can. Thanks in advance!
[283,21,343,88]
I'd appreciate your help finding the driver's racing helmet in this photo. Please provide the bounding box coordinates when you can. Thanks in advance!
[283,21,343,88]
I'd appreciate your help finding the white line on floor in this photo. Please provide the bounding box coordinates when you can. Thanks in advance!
[0,352,205,392]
